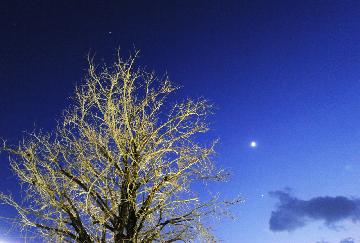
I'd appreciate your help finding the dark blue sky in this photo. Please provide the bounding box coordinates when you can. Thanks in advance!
[1,1,360,242]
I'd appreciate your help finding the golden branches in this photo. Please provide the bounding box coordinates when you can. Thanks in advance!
[0,51,237,242]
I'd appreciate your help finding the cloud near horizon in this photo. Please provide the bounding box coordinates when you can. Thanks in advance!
[340,238,356,243]
[269,190,360,232]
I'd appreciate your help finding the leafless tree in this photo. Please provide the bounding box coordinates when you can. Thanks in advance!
[0,51,239,242]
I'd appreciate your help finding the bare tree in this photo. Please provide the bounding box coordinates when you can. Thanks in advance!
[0,51,238,242]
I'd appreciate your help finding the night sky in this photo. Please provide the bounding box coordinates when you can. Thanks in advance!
[1,1,360,242]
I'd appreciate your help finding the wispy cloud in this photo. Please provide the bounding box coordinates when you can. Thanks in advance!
[340,238,355,243]
[269,190,360,232]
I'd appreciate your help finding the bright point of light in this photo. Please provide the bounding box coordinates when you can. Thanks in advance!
[250,141,257,148]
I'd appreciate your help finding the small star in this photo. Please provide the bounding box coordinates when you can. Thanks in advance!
[108,31,112,34]
[250,141,257,148]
